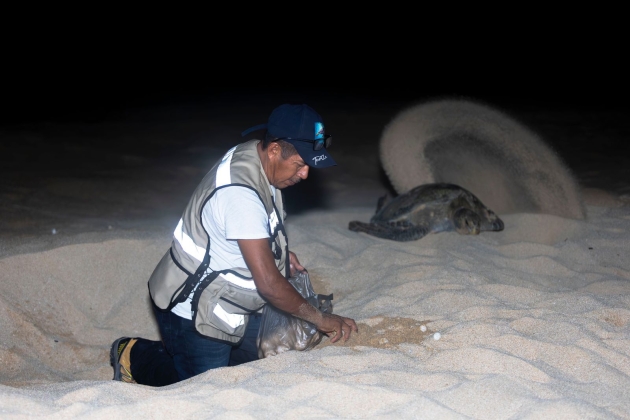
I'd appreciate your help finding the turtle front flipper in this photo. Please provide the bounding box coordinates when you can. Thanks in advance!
[348,220,429,242]
[453,208,481,235]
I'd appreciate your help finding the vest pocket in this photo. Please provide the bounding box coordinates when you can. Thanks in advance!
[194,275,266,339]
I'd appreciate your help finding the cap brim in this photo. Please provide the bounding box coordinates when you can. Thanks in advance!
[286,140,337,168]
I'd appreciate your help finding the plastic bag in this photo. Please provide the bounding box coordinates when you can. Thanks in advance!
[257,270,333,358]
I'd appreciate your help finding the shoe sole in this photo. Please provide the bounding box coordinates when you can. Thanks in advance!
[110,337,130,381]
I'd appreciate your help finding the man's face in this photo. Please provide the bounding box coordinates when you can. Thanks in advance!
[267,143,310,189]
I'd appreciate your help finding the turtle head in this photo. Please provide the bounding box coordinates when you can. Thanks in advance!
[479,207,505,232]
[453,208,481,235]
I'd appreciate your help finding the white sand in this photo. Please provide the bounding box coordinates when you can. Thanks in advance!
[1,98,629,419]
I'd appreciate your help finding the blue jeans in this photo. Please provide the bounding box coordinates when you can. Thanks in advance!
[130,302,261,387]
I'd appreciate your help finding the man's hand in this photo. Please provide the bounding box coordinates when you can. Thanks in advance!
[288,251,305,277]
[315,312,359,344]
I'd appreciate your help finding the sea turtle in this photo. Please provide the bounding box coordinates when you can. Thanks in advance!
[348,183,504,242]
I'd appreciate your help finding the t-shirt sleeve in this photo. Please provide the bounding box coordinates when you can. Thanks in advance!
[210,186,270,240]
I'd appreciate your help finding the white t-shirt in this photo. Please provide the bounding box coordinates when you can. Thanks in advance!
[171,185,274,319]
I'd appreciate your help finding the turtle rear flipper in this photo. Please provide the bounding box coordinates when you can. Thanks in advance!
[349,221,429,242]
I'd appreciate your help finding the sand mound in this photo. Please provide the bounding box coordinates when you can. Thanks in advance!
[1,205,629,417]
[379,98,586,219]
[0,233,167,386]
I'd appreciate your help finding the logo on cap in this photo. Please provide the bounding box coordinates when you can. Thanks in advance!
[312,155,328,165]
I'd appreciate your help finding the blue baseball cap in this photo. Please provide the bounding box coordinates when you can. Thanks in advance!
[241,104,337,168]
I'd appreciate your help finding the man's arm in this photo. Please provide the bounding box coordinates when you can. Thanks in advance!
[238,238,358,343]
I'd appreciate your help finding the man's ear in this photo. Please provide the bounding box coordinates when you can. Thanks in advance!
[267,141,281,160]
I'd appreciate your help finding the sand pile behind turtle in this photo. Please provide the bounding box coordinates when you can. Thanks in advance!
[379,98,586,220]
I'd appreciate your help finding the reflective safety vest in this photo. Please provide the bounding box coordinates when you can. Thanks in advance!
[148,140,289,344]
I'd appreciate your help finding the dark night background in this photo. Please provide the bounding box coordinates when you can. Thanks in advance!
[3,85,627,125]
